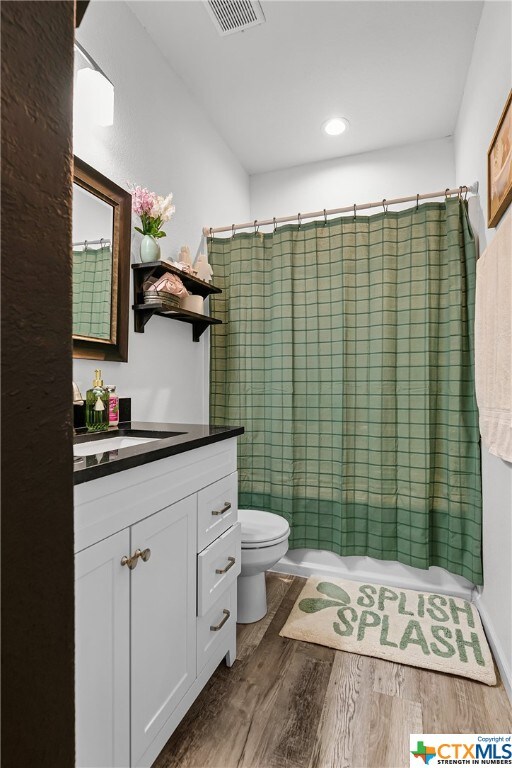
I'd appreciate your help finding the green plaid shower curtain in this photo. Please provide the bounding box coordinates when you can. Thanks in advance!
[209,198,482,584]
[72,245,112,339]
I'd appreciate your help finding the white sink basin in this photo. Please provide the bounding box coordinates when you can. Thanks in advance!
[74,436,159,456]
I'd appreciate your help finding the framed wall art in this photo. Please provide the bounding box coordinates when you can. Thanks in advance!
[488,89,512,228]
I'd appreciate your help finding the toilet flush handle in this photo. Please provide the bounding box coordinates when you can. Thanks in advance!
[211,501,231,516]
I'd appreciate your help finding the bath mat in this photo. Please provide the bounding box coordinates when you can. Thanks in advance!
[279,576,496,685]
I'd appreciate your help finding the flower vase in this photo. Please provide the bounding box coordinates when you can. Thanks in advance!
[140,235,161,263]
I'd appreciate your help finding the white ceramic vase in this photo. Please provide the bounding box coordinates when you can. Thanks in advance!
[140,235,161,263]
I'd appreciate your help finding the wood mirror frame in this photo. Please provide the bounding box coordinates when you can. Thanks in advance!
[72,156,131,362]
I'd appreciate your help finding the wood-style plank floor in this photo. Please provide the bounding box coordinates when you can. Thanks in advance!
[154,574,512,768]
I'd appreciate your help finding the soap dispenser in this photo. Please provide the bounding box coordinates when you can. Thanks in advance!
[85,369,109,432]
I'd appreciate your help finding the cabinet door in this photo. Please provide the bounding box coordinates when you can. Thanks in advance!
[130,495,197,767]
[75,530,130,768]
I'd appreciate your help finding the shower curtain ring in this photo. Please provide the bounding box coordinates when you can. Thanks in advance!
[445,188,451,199]
[254,219,259,234]
[231,224,236,238]
[353,203,357,220]
[273,217,277,233]
[463,186,468,201]
[324,209,327,225]
[458,185,463,200]
[83,239,88,252]
[100,238,104,249]
[382,199,388,214]
[209,227,213,238]
[297,213,302,229]
[416,194,420,211]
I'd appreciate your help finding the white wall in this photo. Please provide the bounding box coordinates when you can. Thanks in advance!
[73,1,250,423]
[250,137,455,221]
[454,0,512,700]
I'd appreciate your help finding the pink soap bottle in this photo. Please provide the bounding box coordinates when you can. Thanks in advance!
[106,385,119,427]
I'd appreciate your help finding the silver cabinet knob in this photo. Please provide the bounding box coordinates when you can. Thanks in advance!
[121,553,138,570]
[139,547,151,562]
[121,548,151,569]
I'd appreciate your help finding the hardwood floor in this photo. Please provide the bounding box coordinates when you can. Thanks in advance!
[154,574,512,768]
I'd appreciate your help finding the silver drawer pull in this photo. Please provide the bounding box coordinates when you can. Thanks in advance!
[215,556,235,575]
[211,501,231,517]
[210,609,230,632]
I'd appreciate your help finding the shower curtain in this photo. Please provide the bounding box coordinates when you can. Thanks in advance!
[72,245,112,339]
[209,198,482,584]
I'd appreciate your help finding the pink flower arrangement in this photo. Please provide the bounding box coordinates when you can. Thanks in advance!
[129,184,175,239]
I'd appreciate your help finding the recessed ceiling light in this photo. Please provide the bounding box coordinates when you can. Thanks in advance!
[323,117,349,136]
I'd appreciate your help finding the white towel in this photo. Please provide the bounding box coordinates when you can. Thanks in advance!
[475,207,512,462]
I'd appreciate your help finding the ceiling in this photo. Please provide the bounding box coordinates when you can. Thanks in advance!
[127,0,483,175]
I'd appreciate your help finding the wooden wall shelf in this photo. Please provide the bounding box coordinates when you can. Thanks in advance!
[132,260,222,342]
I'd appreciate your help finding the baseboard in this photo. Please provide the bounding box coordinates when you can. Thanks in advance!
[271,552,473,600]
[473,591,512,705]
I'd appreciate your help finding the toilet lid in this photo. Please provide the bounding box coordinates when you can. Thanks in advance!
[238,509,290,547]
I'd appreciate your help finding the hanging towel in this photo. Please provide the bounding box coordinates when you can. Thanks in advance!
[475,207,512,462]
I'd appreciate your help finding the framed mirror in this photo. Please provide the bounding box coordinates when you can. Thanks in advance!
[72,157,131,362]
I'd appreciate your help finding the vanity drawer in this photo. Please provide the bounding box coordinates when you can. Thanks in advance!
[197,583,237,674]
[197,523,241,616]
[197,472,238,552]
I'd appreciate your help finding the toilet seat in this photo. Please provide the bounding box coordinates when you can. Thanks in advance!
[238,509,290,550]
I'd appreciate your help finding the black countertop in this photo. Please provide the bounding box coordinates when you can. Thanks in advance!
[73,421,244,485]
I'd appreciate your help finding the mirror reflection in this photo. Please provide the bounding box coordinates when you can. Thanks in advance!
[72,184,114,341]
[72,157,130,363]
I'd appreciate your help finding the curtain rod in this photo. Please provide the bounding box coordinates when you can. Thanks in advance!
[203,182,479,236]
[72,239,112,247]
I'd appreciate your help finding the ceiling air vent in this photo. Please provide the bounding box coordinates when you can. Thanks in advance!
[204,0,266,36]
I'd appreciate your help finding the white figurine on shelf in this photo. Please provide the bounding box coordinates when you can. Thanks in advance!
[194,252,213,283]
[174,245,198,274]
[178,245,193,266]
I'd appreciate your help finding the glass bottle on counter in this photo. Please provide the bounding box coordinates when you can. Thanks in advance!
[106,385,119,427]
[85,369,109,432]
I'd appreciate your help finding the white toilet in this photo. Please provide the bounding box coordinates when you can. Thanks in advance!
[237,509,290,624]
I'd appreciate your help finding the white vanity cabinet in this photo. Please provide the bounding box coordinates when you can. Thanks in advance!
[75,529,130,768]
[74,438,240,768]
